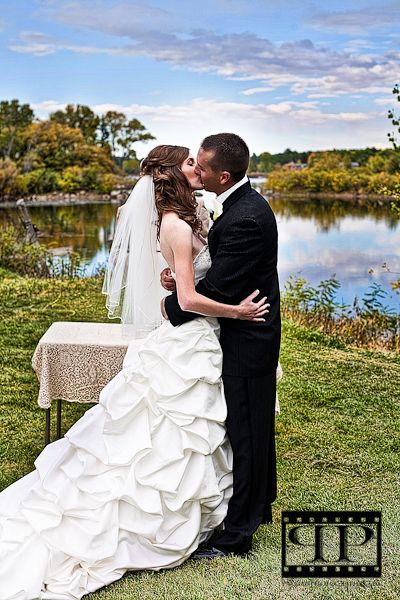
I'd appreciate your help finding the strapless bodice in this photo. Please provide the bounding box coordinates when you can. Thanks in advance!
[171,245,211,285]
[193,245,211,284]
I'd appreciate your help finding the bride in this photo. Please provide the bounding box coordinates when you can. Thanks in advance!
[0,145,268,599]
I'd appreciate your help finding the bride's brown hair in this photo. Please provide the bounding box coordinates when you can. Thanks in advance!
[140,145,201,238]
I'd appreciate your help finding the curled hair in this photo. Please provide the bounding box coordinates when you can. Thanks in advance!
[141,145,201,237]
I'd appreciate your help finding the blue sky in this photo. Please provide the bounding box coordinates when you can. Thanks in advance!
[2,0,400,156]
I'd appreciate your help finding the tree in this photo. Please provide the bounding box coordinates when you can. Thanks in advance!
[387,84,400,150]
[118,118,155,160]
[366,150,400,174]
[101,110,126,156]
[0,159,19,195]
[366,154,388,174]
[50,104,100,144]
[258,151,273,173]
[22,121,115,172]
[15,121,116,195]
[100,111,128,156]
[384,85,400,292]
[100,111,154,159]
[122,158,141,175]
[386,85,400,214]
[0,99,34,160]
[23,121,86,170]
[248,153,259,172]
[307,151,344,170]
[271,148,309,166]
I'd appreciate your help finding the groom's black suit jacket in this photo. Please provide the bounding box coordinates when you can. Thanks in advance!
[164,181,281,377]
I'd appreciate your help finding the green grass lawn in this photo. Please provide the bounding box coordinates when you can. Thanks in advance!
[0,273,399,600]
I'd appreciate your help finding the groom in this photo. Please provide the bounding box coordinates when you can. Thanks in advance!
[161,133,281,558]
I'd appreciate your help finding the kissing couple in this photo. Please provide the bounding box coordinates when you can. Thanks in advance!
[0,133,281,599]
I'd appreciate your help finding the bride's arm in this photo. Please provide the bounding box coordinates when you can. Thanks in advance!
[167,220,268,321]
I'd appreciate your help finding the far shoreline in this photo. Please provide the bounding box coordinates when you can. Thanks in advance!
[0,186,397,208]
[265,190,395,204]
[0,189,130,208]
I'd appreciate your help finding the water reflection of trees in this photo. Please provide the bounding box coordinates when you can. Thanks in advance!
[0,204,117,259]
[1,198,399,264]
[268,197,399,232]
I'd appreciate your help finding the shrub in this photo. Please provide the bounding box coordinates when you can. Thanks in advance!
[265,155,400,196]
[47,250,87,278]
[122,158,140,175]
[367,172,399,193]
[0,159,19,195]
[56,166,83,192]
[0,225,50,277]
[19,168,58,194]
[0,225,87,278]
[97,172,116,194]
[282,275,399,352]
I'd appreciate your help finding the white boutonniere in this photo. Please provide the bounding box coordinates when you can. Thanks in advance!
[212,199,223,221]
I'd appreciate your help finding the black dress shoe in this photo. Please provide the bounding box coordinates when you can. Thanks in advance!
[191,546,227,560]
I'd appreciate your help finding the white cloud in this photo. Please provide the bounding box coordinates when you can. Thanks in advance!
[344,39,387,52]
[31,97,376,122]
[241,87,274,96]
[31,100,68,113]
[9,22,398,100]
[30,97,385,155]
[9,31,119,56]
[41,1,177,41]
[71,99,374,126]
[374,97,397,106]
[305,3,400,34]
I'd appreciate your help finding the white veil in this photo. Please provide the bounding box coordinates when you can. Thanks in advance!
[102,175,168,338]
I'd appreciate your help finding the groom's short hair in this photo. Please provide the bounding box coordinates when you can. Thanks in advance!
[201,133,249,182]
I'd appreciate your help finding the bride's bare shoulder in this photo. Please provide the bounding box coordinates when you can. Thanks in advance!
[159,214,193,265]
[160,212,192,238]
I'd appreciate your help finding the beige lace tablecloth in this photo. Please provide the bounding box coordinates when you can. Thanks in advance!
[32,322,129,409]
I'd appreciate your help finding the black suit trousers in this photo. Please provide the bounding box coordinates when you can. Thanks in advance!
[210,373,277,554]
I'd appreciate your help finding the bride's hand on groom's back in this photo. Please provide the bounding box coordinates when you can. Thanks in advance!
[236,290,270,322]
[160,268,176,292]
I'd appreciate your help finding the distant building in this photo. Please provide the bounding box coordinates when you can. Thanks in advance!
[285,162,308,170]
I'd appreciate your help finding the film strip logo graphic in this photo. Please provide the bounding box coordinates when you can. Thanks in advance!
[281,511,382,578]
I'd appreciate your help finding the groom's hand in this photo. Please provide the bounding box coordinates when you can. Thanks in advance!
[160,268,176,292]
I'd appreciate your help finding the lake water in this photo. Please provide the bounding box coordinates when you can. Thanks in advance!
[1,187,399,312]
[270,197,399,313]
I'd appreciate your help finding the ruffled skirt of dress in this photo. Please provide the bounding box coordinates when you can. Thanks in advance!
[0,317,232,600]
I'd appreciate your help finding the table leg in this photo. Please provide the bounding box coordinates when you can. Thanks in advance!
[45,408,51,445]
[56,399,62,439]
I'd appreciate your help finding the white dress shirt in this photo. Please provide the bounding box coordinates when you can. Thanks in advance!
[216,175,249,205]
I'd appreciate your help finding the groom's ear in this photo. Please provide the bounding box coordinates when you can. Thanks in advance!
[219,171,231,185]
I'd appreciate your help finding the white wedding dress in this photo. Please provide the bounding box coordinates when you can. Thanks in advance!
[0,246,233,600]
